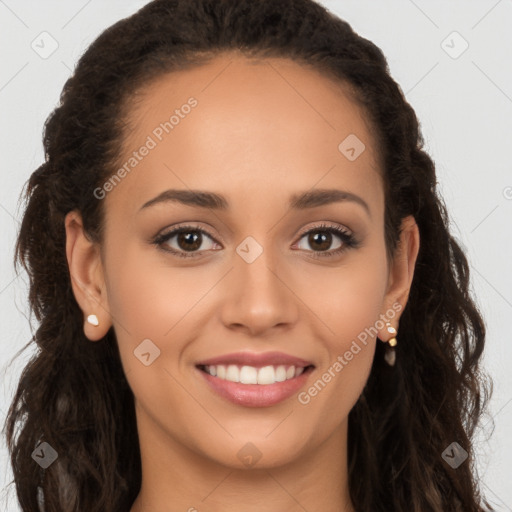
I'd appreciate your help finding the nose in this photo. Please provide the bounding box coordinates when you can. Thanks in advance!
[219,244,299,337]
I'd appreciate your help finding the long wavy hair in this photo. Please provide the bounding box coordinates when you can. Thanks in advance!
[3,0,494,510]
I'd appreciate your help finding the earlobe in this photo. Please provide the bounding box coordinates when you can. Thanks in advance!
[64,210,112,341]
[382,215,420,324]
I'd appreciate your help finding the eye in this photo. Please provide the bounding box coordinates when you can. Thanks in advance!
[153,224,220,258]
[294,223,358,258]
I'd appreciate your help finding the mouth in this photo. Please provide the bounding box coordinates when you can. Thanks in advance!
[195,362,315,408]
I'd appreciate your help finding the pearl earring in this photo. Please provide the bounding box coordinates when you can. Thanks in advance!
[87,314,99,326]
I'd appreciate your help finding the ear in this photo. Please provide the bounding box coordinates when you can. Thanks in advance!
[379,215,420,337]
[65,210,112,341]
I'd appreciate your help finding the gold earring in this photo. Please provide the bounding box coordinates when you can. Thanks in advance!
[383,323,397,366]
[87,314,99,326]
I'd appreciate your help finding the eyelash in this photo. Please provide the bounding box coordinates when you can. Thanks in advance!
[152,222,359,259]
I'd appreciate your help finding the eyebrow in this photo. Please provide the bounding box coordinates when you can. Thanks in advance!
[139,188,371,217]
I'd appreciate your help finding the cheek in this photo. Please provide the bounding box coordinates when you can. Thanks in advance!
[103,245,225,393]
[102,249,211,423]
[104,243,212,340]
[297,254,389,344]
[292,251,388,424]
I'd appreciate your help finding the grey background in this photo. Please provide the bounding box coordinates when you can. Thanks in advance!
[1,0,511,510]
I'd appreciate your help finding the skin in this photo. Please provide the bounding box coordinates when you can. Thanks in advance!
[65,52,419,512]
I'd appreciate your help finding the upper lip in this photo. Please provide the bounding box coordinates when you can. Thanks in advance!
[196,351,314,368]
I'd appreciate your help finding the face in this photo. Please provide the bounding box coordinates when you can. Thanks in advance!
[67,53,417,473]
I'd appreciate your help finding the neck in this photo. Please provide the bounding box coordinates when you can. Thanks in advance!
[129,409,356,512]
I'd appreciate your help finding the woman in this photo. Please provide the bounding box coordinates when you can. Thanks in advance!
[3,0,494,510]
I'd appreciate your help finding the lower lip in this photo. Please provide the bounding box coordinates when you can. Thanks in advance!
[197,366,314,408]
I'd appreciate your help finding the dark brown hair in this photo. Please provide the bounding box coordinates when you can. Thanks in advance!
[3,0,494,510]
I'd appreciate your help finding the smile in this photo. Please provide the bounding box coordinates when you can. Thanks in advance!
[196,363,315,408]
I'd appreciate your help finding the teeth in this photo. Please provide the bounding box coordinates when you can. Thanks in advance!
[226,365,239,382]
[257,365,275,385]
[240,365,258,384]
[217,365,226,379]
[204,364,308,385]
[275,366,287,382]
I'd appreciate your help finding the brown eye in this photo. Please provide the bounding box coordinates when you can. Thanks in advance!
[154,225,219,258]
[297,228,343,253]
[294,223,358,258]
[305,231,336,252]
[176,231,203,251]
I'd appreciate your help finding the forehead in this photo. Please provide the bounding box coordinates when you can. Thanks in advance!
[106,53,382,216]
